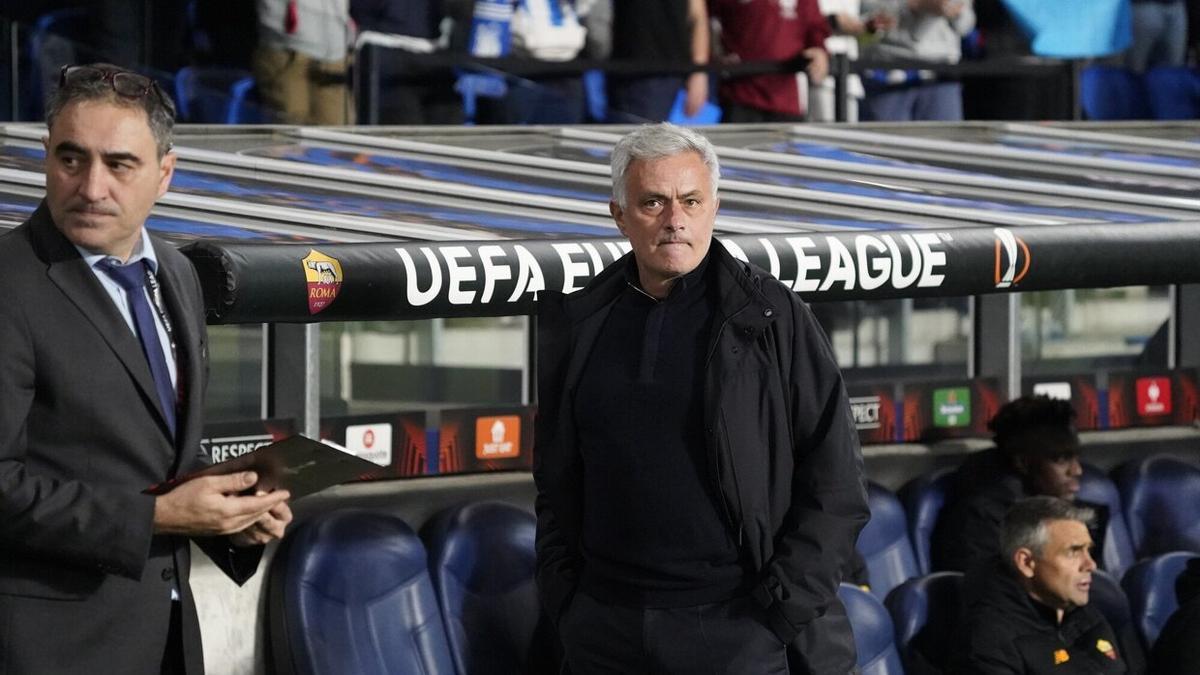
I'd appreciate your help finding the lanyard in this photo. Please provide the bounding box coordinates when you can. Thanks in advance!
[143,266,177,362]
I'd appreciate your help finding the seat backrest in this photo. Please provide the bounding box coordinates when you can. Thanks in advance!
[1115,455,1200,558]
[423,501,544,675]
[885,571,965,675]
[1078,462,1136,576]
[859,482,920,599]
[838,583,905,675]
[1121,551,1199,649]
[174,65,257,123]
[898,467,955,575]
[1090,568,1147,670]
[1080,65,1150,120]
[1144,67,1200,120]
[268,509,455,675]
[27,8,91,119]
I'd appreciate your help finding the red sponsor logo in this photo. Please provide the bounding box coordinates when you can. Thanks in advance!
[1136,377,1172,417]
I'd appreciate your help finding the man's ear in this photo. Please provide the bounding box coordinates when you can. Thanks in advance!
[610,200,627,236]
[1013,547,1037,579]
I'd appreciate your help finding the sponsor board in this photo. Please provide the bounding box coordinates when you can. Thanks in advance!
[1136,377,1172,417]
[440,406,534,474]
[902,379,1002,441]
[320,412,428,476]
[932,387,971,428]
[201,418,296,464]
[1032,381,1072,401]
[1023,375,1101,430]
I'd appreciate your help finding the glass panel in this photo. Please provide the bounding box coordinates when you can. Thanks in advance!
[320,316,531,416]
[814,297,971,383]
[1020,286,1171,374]
[205,324,264,422]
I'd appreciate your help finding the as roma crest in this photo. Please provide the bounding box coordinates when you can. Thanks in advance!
[302,250,343,315]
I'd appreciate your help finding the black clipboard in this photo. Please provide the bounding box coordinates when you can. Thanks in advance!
[145,435,385,500]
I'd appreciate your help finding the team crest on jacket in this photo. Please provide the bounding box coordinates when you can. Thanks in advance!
[1096,639,1117,660]
[303,250,343,315]
[1053,649,1070,665]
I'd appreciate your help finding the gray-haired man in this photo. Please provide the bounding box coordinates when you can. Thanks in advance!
[533,122,868,673]
[956,496,1135,674]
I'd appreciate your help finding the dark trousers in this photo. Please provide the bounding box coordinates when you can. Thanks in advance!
[607,76,684,123]
[159,600,184,675]
[558,591,788,674]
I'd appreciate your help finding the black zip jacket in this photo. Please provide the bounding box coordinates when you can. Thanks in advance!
[532,244,869,647]
[954,557,1129,675]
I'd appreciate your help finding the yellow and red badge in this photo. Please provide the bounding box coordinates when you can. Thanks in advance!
[1097,638,1118,660]
[1053,649,1070,665]
[302,250,343,315]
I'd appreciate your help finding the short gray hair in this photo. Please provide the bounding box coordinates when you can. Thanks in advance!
[1001,496,1095,563]
[46,63,175,158]
[610,122,720,209]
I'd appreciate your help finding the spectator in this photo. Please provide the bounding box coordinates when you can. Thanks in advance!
[954,497,1131,674]
[809,0,896,122]
[1150,557,1200,674]
[932,396,1111,575]
[607,0,709,122]
[1127,0,1188,72]
[710,0,830,123]
[253,0,355,124]
[351,0,463,124]
[859,0,975,121]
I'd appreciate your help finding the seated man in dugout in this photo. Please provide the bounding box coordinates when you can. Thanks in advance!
[932,395,1109,573]
[954,497,1134,674]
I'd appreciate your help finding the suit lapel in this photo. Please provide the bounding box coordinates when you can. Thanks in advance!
[29,205,175,439]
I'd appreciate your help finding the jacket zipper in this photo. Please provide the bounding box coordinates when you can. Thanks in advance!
[706,303,752,550]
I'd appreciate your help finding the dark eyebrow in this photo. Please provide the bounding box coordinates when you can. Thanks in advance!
[52,141,143,166]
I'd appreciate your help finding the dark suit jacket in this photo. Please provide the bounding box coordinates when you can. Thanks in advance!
[0,203,260,675]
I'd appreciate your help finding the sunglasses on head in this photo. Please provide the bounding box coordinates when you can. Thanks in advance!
[58,64,175,116]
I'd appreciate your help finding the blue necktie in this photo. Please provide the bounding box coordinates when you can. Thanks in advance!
[99,259,177,438]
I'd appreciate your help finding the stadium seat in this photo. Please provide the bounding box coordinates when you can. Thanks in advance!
[423,501,548,675]
[1121,551,1199,650]
[885,571,965,675]
[174,66,260,124]
[26,8,90,120]
[898,467,955,575]
[838,583,905,675]
[1079,65,1151,120]
[1078,463,1136,577]
[858,482,920,599]
[1090,569,1147,669]
[268,510,455,675]
[1144,67,1200,120]
[1114,455,1200,558]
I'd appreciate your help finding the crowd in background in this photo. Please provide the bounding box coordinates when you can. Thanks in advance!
[3,0,1200,127]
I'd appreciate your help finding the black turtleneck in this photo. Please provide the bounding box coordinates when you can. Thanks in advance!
[573,255,745,608]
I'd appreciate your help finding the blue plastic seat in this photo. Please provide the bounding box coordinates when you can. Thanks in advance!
[1114,455,1200,558]
[1078,462,1136,577]
[898,467,955,575]
[268,510,455,675]
[1090,568,1147,669]
[885,571,964,675]
[26,8,90,120]
[838,583,905,675]
[858,482,920,600]
[1080,65,1151,120]
[1122,551,1200,650]
[1144,67,1200,120]
[174,65,260,123]
[423,501,545,675]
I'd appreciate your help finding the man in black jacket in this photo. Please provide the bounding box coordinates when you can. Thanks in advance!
[532,122,868,673]
[933,396,1109,573]
[956,497,1129,674]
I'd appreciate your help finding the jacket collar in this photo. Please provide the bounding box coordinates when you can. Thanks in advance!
[28,201,180,443]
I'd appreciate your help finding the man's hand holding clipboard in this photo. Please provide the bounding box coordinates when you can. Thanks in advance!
[147,435,384,545]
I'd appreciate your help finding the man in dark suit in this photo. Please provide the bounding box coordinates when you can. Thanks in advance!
[0,63,292,674]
